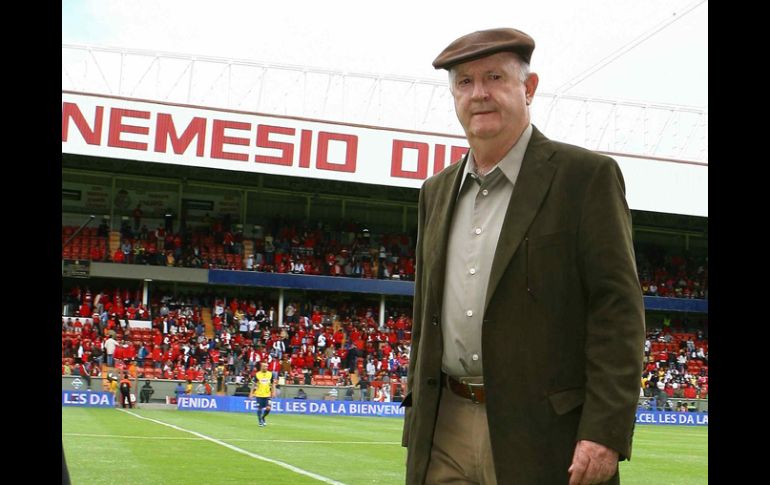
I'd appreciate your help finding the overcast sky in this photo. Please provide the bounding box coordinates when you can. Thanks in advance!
[62,0,707,108]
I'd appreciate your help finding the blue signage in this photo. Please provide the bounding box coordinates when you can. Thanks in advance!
[208,270,414,296]
[266,399,405,417]
[178,396,405,417]
[635,410,708,426]
[177,395,231,411]
[62,390,115,408]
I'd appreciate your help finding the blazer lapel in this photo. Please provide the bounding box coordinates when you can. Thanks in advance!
[426,153,468,307]
[484,127,558,312]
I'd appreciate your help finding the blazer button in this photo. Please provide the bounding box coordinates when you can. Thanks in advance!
[432,315,439,326]
[427,377,437,387]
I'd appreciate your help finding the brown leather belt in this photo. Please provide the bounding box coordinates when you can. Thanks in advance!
[445,374,486,404]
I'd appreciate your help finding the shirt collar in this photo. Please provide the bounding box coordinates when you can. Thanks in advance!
[458,124,533,195]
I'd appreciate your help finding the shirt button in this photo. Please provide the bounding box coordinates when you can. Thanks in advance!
[472,354,479,361]
[466,310,473,317]
[482,189,489,196]
[469,268,476,275]
[474,227,482,235]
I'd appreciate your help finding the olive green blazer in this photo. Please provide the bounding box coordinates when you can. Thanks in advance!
[402,126,645,485]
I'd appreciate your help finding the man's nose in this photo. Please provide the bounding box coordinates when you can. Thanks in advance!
[471,81,489,100]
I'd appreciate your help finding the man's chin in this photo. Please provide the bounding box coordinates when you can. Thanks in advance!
[468,125,500,140]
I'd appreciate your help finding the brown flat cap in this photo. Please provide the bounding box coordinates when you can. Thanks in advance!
[432,28,535,70]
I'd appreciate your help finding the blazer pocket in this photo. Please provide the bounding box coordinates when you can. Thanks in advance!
[547,387,585,415]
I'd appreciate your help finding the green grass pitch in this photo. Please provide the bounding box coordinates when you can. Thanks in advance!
[62,407,706,484]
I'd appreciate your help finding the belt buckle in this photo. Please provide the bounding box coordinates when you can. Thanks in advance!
[459,378,483,404]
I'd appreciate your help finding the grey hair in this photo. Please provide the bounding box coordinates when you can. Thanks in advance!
[448,53,530,91]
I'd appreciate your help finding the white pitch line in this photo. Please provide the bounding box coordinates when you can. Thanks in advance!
[65,433,207,441]
[63,432,399,445]
[117,409,346,485]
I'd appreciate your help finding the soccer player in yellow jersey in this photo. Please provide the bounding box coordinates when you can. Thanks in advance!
[252,362,274,427]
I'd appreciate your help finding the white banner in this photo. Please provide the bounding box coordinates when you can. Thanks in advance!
[62,92,707,217]
[62,92,469,190]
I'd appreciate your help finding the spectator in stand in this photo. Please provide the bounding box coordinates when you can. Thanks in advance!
[150,345,162,369]
[75,339,85,361]
[696,347,707,363]
[272,338,285,360]
[317,332,327,353]
[136,343,148,368]
[77,295,93,318]
[373,385,385,402]
[284,302,297,325]
[366,358,376,382]
[74,359,91,390]
[91,345,104,368]
[683,383,697,399]
[120,239,132,264]
[103,335,118,367]
[329,352,342,376]
[96,217,109,238]
[268,357,281,381]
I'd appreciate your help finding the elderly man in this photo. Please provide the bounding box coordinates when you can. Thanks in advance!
[402,28,645,485]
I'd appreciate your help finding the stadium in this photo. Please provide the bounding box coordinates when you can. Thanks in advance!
[62,5,707,485]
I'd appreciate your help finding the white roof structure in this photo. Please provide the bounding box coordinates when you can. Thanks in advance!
[63,44,706,164]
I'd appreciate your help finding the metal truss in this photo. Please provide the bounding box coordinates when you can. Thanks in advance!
[63,44,707,163]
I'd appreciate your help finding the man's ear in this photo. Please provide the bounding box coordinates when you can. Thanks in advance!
[525,72,539,104]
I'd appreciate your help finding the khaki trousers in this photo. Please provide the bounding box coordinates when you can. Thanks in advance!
[424,382,497,484]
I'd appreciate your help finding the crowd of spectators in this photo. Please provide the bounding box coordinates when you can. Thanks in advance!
[62,286,710,412]
[639,318,709,411]
[636,245,708,299]
[62,215,416,281]
[63,215,708,298]
[62,286,412,400]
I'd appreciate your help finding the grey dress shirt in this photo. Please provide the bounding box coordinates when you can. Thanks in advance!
[440,124,533,378]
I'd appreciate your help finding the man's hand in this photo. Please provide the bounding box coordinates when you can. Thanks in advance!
[568,440,618,485]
